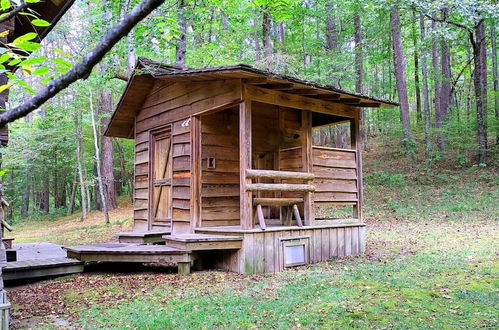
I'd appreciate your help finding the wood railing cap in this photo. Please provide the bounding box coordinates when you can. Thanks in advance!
[245,169,315,180]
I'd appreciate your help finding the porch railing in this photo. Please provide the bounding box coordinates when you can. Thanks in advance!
[245,169,315,229]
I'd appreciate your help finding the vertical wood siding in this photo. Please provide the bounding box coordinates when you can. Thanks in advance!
[215,225,366,274]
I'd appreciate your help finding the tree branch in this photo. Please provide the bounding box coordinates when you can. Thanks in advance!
[0,1,29,25]
[0,0,165,126]
[425,14,477,51]
[424,14,472,33]
[451,55,474,95]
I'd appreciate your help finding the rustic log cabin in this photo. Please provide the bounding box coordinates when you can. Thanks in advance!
[66,58,397,274]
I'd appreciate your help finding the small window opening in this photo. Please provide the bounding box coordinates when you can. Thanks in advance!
[207,157,216,169]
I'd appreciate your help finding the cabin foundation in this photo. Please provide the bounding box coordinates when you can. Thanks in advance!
[66,59,396,275]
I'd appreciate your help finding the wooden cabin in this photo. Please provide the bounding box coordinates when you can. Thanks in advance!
[66,58,397,275]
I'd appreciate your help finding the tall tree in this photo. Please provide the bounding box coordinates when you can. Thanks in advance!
[431,20,444,151]
[491,21,498,144]
[419,15,432,157]
[474,20,488,163]
[354,13,367,151]
[412,10,422,123]
[325,1,338,51]
[90,92,110,224]
[262,7,272,68]
[73,109,87,221]
[99,88,118,211]
[175,0,187,67]
[390,8,412,146]
[439,8,452,150]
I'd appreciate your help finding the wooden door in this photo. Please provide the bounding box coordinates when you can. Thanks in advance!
[150,130,172,229]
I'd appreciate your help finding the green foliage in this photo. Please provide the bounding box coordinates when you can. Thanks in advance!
[2,0,498,221]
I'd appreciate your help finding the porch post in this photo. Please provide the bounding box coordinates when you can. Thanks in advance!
[190,115,201,231]
[301,110,313,225]
[240,100,253,229]
[350,115,363,221]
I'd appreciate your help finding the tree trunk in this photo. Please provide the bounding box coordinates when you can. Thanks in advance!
[473,20,488,163]
[39,177,49,214]
[439,10,452,151]
[90,92,110,224]
[491,21,499,144]
[99,88,117,210]
[390,8,412,145]
[73,109,87,221]
[21,172,30,217]
[354,13,368,151]
[175,0,187,68]
[412,10,422,124]
[67,168,77,216]
[420,15,432,158]
[115,139,133,202]
[325,1,338,51]
[262,8,272,67]
[431,20,443,148]
[253,9,261,61]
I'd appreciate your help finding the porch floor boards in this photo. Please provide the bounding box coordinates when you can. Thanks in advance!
[3,243,84,282]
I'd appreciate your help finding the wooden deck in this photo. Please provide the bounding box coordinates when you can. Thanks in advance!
[3,243,84,282]
[65,243,192,263]
[3,258,83,281]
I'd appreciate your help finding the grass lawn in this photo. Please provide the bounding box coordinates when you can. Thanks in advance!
[7,139,498,329]
[9,218,498,329]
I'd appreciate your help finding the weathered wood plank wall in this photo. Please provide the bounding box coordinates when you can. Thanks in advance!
[213,224,366,274]
[201,109,241,227]
[312,146,359,206]
[132,80,241,232]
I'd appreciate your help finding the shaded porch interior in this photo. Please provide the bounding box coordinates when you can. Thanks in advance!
[199,101,361,231]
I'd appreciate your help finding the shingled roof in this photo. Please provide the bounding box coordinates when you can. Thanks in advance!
[106,57,398,138]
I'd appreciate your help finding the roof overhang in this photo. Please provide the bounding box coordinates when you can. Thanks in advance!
[106,58,398,139]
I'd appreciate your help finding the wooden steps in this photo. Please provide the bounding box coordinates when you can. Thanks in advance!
[163,234,243,251]
[117,229,171,244]
[3,258,84,281]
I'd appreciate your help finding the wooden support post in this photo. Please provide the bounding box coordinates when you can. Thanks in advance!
[350,116,363,221]
[302,110,314,225]
[177,262,191,275]
[240,100,253,229]
[256,204,266,230]
[292,204,303,227]
[190,116,201,230]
